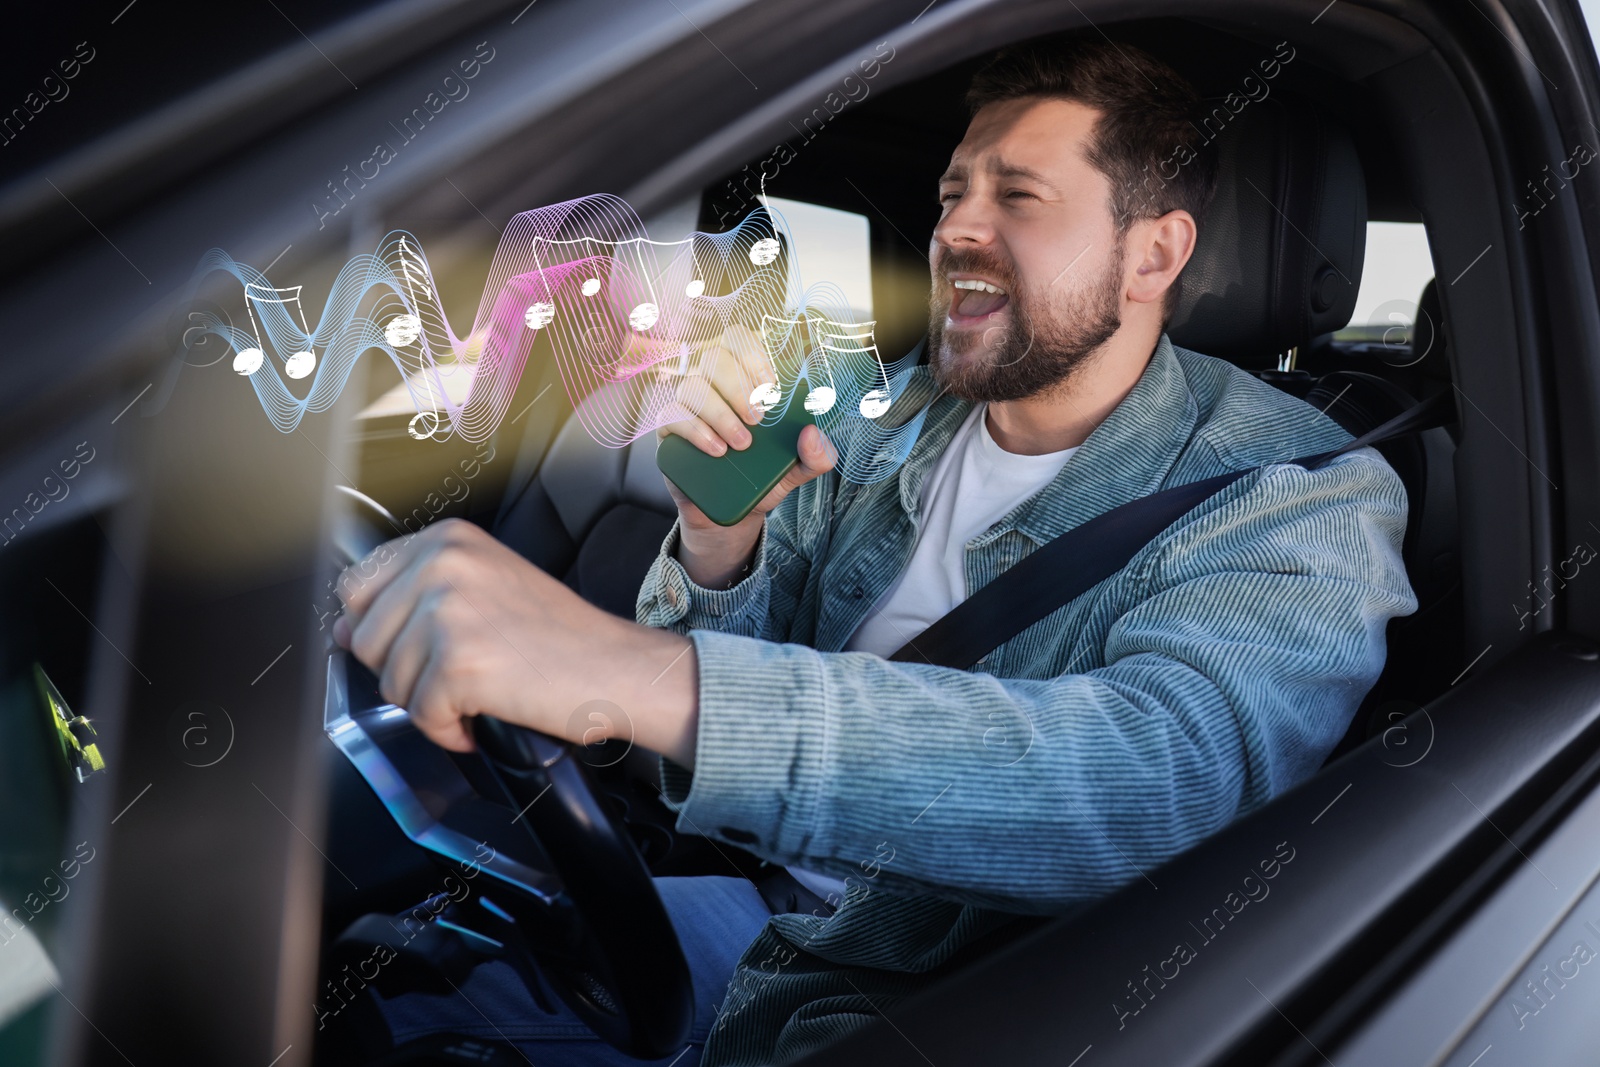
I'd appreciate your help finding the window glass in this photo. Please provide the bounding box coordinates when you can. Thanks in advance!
[764,196,875,319]
[1337,220,1440,343]
[356,195,879,420]
[1347,220,1434,331]
[1582,0,1600,46]
[357,196,711,422]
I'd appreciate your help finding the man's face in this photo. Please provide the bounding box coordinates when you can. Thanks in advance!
[929,97,1126,402]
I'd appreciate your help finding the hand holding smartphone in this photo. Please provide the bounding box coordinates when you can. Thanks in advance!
[655,377,819,526]
[653,322,836,586]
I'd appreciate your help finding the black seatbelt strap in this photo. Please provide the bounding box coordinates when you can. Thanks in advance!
[888,390,1453,670]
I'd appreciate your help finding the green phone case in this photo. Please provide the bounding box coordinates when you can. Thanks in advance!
[655,378,817,527]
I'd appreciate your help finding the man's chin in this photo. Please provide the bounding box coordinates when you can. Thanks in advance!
[929,340,1002,399]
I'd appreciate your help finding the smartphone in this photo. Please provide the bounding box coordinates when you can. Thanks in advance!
[655,378,817,527]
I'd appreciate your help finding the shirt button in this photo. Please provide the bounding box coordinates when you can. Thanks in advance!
[850,585,865,599]
[665,585,682,609]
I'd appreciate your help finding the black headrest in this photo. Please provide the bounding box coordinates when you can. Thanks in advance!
[1168,98,1367,362]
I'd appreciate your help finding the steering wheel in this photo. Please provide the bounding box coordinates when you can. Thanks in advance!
[326,487,694,1058]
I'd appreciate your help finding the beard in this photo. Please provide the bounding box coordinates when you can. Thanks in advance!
[927,244,1124,403]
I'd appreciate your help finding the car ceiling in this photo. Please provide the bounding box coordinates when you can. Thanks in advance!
[0,0,1440,449]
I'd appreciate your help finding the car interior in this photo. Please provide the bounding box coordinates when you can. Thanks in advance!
[8,0,1600,1065]
[313,16,1471,1062]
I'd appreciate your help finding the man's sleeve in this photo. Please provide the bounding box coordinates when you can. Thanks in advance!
[636,475,826,639]
[657,450,1418,914]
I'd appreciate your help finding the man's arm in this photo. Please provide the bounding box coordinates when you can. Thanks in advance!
[639,320,835,637]
[637,472,826,640]
[655,452,1416,914]
[332,452,1410,913]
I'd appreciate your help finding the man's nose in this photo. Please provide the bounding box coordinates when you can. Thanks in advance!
[932,193,997,252]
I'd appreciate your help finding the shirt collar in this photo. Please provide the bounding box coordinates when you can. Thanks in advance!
[894,387,972,518]
[888,333,1199,544]
[1010,332,1198,543]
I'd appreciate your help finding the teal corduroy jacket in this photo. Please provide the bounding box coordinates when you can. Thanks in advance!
[637,334,1417,1065]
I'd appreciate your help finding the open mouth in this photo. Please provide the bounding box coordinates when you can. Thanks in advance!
[949,277,1010,322]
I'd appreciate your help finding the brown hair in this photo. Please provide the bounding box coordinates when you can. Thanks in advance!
[966,36,1218,310]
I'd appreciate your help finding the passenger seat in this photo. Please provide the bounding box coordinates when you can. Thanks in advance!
[494,380,678,619]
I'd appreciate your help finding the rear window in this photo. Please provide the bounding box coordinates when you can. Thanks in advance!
[763,196,876,320]
[1346,220,1434,334]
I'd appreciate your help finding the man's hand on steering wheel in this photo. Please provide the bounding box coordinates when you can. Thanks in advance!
[332,518,698,765]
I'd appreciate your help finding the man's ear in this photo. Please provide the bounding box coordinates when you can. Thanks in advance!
[1126,210,1198,306]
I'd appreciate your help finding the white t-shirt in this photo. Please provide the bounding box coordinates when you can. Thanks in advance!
[787,404,1079,904]
[845,403,1080,657]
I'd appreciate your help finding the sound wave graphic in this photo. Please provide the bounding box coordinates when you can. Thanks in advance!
[180,194,932,484]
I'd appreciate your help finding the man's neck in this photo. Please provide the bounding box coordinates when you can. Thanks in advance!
[984,324,1161,456]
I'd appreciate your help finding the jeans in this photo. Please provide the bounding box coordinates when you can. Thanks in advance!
[367,876,774,1065]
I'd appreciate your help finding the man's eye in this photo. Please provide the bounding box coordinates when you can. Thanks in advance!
[939,191,961,203]
[1004,189,1034,200]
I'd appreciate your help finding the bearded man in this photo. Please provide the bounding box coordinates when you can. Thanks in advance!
[335,35,1416,1067]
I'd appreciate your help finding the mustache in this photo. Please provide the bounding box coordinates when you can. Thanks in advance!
[931,249,1019,293]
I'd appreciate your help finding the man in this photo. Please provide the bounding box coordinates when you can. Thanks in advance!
[336,36,1416,1066]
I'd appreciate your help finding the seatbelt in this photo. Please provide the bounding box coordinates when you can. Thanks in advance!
[888,390,1454,670]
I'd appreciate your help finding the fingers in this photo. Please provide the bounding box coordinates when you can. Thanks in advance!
[326,515,597,757]
[335,516,475,619]
[658,415,730,457]
[343,553,430,676]
[656,323,803,466]
[407,655,477,753]
[702,329,776,423]
[675,377,751,450]
[335,519,479,674]
[754,425,838,516]
[796,423,838,478]
[676,325,776,423]
[335,534,421,620]
[721,321,764,356]
[778,424,837,492]
[376,589,441,708]
[384,596,477,753]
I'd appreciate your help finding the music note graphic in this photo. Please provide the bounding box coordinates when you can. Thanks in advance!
[382,236,433,351]
[187,194,932,483]
[813,318,887,419]
[241,282,318,379]
[398,236,433,299]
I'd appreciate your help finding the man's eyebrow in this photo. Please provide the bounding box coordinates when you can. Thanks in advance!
[990,161,1059,189]
[936,160,1061,189]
